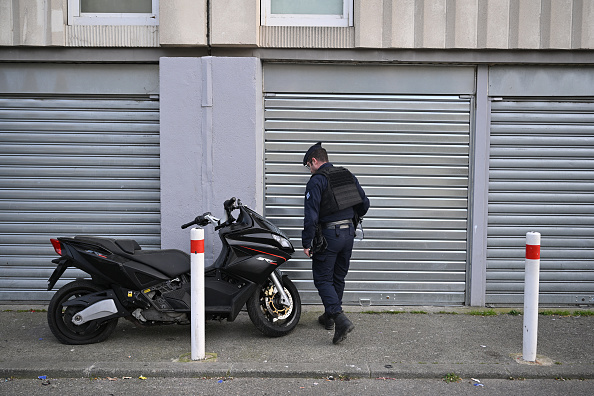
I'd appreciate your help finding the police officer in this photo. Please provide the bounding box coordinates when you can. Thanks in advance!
[302,142,370,344]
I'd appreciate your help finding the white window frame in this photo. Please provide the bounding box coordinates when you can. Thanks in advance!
[261,0,353,27]
[67,0,159,26]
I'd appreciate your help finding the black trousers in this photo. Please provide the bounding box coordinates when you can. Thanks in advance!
[312,224,355,316]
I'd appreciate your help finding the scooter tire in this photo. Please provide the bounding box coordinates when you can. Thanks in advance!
[47,280,118,345]
[246,276,301,337]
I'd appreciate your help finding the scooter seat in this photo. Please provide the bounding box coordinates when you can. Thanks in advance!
[73,236,190,278]
[128,249,190,278]
[115,239,141,254]
[74,236,141,255]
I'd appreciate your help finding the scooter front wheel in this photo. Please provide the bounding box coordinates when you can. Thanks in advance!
[246,276,301,337]
[47,280,118,345]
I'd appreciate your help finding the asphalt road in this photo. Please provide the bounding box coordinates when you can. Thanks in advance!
[1,376,592,396]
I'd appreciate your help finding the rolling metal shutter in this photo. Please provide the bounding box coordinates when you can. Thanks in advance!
[487,100,594,305]
[264,93,471,305]
[0,95,160,301]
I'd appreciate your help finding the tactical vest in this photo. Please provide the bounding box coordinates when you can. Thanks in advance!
[314,166,363,218]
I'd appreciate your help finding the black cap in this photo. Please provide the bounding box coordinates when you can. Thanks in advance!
[303,142,322,166]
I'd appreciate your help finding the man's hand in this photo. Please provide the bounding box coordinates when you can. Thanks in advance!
[303,248,311,257]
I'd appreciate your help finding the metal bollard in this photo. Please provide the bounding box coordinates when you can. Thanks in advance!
[523,231,541,362]
[191,228,206,360]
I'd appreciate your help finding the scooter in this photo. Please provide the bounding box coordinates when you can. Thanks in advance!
[46,197,301,345]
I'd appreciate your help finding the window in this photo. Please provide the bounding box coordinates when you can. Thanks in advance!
[68,0,159,26]
[261,0,353,27]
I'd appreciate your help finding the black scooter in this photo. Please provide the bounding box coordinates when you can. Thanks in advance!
[46,197,301,345]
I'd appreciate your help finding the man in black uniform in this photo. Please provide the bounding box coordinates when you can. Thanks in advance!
[302,142,370,344]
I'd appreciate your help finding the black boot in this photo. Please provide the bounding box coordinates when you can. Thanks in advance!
[318,313,335,330]
[332,311,354,344]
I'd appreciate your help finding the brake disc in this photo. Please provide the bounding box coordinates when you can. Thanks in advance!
[263,284,293,320]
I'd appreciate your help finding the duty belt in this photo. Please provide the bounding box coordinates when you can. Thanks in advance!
[323,219,352,229]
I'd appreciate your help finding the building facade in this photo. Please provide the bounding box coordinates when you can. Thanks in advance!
[1,0,593,306]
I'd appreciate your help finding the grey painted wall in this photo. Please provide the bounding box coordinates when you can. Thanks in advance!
[0,63,159,94]
[159,57,263,262]
[489,66,594,96]
[159,57,204,253]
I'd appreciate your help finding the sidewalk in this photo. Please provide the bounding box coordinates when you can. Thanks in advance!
[1,305,592,380]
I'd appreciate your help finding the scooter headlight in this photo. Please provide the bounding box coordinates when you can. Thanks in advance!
[272,234,292,248]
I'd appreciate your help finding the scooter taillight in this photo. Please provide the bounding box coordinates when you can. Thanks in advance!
[50,239,63,255]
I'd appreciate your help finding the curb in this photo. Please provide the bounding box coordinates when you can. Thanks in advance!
[2,361,593,380]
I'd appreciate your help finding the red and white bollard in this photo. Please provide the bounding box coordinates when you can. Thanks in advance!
[523,231,541,362]
[191,228,206,360]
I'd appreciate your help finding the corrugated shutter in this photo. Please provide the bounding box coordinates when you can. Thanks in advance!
[264,93,471,305]
[487,100,594,305]
[0,96,160,301]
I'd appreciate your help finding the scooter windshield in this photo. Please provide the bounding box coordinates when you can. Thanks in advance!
[243,206,290,240]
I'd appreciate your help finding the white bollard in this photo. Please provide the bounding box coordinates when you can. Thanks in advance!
[523,231,541,362]
[190,227,206,360]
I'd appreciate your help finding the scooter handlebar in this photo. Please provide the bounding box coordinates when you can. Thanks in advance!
[181,198,240,230]
[181,220,195,229]
[181,212,217,229]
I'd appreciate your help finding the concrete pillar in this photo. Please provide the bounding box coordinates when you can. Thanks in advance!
[516,0,541,49]
[453,0,478,48]
[391,0,416,48]
[423,0,447,48]
[159,57,263,262]
[548,0,573,49]
[469,65,490,307]
[159,57,204,252]
[160,0,207,46]
[354,0,383,48]
[211,0,259,46]
[483,0,510,49]
[210,57,264,214]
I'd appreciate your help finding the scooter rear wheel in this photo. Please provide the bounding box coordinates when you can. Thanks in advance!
[246,276,301,337]
[47,280,118,345]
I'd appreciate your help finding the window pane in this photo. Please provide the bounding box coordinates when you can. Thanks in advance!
[80,0,152,13]
[271,0,343,15]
